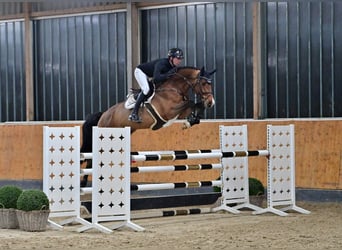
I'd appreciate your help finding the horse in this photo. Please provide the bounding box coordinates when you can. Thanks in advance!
[80,66,216,187]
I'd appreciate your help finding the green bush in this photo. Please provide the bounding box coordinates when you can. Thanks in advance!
[248,177,265,196]
[16,189,49,211]
[0,185,23,209]
[213,177,265,196]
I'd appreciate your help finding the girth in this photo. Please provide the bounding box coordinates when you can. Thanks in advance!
[144,103,167,130]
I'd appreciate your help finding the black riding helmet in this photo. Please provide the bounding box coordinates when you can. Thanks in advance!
[168,48,184,59]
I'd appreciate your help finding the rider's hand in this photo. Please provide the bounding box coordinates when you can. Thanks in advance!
[167,68,177,78]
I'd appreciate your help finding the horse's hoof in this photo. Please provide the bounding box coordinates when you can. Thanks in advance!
[182,121,191,129]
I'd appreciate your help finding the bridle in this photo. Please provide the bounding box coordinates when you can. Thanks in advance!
[154,69,214,103]
[173,71,214,99]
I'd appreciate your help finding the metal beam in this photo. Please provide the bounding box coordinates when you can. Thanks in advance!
[24,3,34,121]
[253,2,267,119]
[126,2,140,90]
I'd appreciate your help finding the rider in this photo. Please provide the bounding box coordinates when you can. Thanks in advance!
[128,48,184,123]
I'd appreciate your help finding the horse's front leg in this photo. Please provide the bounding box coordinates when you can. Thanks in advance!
[181,102,205,129]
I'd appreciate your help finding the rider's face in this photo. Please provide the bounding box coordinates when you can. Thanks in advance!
[172,57,183,66]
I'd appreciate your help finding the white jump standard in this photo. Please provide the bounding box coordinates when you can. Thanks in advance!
[253,125,310,216]
[43,126,93,230]
[43,124,310,233]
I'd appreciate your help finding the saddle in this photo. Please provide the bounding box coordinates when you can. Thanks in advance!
[124,83,174,130]
[124,89,155,110]
[124,80,155,110]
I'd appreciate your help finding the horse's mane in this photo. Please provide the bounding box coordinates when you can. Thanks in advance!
[156,66,200,111]
[175,66,200,71]
[157,66,201,88]
[167,66,200,81]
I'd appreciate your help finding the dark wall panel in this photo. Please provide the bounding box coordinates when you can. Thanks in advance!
[1,1,341,122]
[34,11,126,121]
[266,2,342,118]
[0,21,25,122]
[141,2,254,119]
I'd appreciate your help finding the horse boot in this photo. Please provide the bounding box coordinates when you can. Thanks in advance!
[187,111,201,126]
[128,92,146,123]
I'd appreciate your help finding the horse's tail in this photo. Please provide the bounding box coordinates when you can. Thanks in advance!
[80,111,103,187]
[80,111,103,153]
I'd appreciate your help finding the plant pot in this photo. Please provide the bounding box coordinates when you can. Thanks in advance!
[16,210,50,232]
[250,194,266,208]
[0,208,19,229]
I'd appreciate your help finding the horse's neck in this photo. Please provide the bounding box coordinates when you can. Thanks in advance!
[156,81,189,99]
[154,68,199,99]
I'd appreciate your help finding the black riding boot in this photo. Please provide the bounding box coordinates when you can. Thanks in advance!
[128,92,146,123]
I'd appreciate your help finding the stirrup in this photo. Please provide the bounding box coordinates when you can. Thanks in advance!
[128,113,142,123]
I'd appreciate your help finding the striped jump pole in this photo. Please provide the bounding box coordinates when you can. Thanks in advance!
[81,149,269,162]
[81,163,223,176]
[131,180,222,192]
[80,149,222,162]
[131,163,222,173]
[131,150,269,162]
[80,150,221,162]
[132,207,212,220]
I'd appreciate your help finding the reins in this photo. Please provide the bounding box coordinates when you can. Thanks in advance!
[174,72,213,97]
[156,70,213,99]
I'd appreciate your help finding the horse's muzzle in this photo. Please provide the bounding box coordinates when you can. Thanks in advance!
[203,94,215,108]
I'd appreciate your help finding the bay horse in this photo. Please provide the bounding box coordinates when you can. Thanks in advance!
[80,66,216,186]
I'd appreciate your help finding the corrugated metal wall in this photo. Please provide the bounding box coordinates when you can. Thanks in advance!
[141,2,254,119]
[33,11,127,120]
[0,1,341,122]
[266,2,342,118]
[0,20,26,121]
[0,3,23,16]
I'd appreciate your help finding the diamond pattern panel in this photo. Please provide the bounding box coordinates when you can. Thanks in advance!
[220,125,248,201]
[43,126,80,215]
[268,125,294,202]
[92,127,131,220]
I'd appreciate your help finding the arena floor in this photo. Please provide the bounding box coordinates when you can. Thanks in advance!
[0,202,341,250]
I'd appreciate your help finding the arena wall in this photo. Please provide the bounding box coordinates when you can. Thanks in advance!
[0,119,341,191]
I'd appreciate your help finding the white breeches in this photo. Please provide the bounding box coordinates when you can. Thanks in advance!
[134,68,150,95]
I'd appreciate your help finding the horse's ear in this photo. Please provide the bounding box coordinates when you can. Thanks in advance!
[209,69,216,75]
[200,66,205,75]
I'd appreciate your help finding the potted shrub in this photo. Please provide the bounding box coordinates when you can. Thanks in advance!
[0,185,23,229]
[248,177,265,207]
[16,189,50,232]
[213,177,265,207]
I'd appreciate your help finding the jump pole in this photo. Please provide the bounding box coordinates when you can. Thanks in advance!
[128,125,269,216]
[131,207,213,220]
[81,150,269,162]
